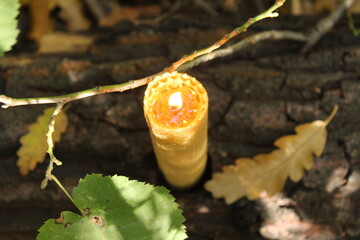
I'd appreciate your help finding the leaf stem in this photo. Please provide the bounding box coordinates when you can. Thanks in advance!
[51,174,84,216]
[325,105,339,126]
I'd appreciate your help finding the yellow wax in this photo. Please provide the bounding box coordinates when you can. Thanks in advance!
[143,72,208,188]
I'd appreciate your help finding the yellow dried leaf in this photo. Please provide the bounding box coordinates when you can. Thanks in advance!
[16,107,68,175]
[28,0,89,42]
[205,107,338,204]
[28,0,57,41]
[57,0,90,31]
[38,32,94,54]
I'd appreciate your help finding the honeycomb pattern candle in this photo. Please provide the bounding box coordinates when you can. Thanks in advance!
[143,72,208,188]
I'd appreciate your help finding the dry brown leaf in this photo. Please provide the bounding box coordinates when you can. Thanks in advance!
[205,107,338,204]
[57,0,90,31]
[16,107,68,175]
[27,0,57,41]
[28,0,89,42]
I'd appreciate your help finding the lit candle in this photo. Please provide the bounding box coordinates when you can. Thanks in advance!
[143,71,208,188]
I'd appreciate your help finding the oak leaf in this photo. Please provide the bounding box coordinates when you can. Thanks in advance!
[16,107,68,175]
[205,107,338,204]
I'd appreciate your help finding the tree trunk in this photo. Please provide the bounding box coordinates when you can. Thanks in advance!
[1,13,360,240]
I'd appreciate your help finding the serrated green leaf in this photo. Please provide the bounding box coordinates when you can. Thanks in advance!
[37,174,187,240]
[0,0,20,57]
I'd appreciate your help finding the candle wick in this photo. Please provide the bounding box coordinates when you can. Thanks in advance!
[168,92,183,110]
[170,106,180,111]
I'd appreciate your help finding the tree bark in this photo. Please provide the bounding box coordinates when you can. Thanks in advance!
[1,13,360,240]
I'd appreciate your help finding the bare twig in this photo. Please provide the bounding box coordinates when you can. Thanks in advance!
[41,103,65,189]
[178,30,306,72]
[4,0,352,110]
[302,0,357,53]
[155,0,188,23]
[40,103,85,214]
[167,0,286,72]
[0,74,158,108]
[194,0,218,16]
[156,0,218,23]
[0,0,285,109]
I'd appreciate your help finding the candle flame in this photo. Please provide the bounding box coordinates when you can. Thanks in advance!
[168,92,182,110]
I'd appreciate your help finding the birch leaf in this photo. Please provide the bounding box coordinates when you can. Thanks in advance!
[37,174,187,240]
[205,107,338,204]
[0,0,20,57]
[16,107,68,175]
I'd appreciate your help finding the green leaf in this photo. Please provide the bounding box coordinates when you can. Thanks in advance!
[37,174,187,240]
[0,0,20,57]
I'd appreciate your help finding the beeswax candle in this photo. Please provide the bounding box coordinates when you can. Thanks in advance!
[143,72,208,188]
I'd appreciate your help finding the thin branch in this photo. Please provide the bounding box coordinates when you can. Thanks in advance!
[155,0,189,23]
[155,0,218,23]
[302,0,357,53]
[166,0,286,72]
[0,0,286,109]
[178,30,306,72]
[39,103,84,215]
[194,0,218,17]
[0,73,158,108]
[0,0,352,108]
[41,103,65,189]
